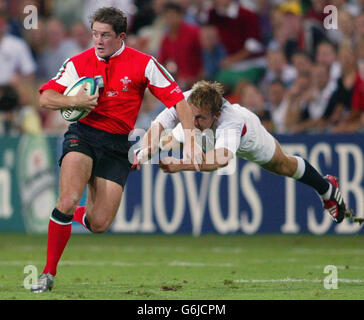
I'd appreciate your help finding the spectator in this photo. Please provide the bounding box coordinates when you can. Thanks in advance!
[52,0,84,27]
[303,0,328,25]
[291,50,313,76]
[0,10,36,85]
[272,1,305,61]
[158,2,203,90]
[0,84,18,134]
[326,10,355,45]
[266,79,290,134]
[331,44,364,133]
[260,48,296,97]
[354,12,364,44]
[315,41,341,85]
[208,0,265,88]
[23,18,47,62]
[136,0,169,56]
[329,43,358,131]
[37,18,79,81]
[124,33,148,52]
[331,0,361,17]
[0,84,42,135]
[255,0,274,46]
[129,0,156,34]
[175,0,210,25]
[70,22,93,53]
[357,39,364,72]
[284,64,337,133]
[276,1,327,61]
[199,24,227,80]
[355,0,364,14]
[268,8,289,52]
[284,72,312,133]
[4,0,43,38]
[239,82,273,132]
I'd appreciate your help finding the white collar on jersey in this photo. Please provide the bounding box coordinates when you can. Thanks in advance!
[95,41,125,61]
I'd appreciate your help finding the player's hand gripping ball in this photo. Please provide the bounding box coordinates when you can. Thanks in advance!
[61,76,103,121]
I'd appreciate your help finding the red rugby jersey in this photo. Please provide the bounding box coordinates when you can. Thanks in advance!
[39,43,185,134]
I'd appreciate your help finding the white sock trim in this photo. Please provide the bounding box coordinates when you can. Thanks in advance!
[292,156,305,180]
[50,216,72,226]
[321,183,332,201]
[82,212,88,228]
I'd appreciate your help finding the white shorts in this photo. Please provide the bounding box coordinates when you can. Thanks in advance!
[236,109,276,165]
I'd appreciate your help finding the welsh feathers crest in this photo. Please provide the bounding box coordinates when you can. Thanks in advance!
[120,76,131,92]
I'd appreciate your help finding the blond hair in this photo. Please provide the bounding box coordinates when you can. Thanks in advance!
[187,81,224,115]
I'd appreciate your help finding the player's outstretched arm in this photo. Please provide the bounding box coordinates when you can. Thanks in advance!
[175,99,203,171]
[160,131,183,151]
[134,121,165,169]
[39,83,98,111]
[159,148,233,173]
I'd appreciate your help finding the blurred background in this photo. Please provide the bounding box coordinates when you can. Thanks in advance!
[0,0,364,235]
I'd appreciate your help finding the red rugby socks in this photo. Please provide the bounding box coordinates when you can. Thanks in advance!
[73,206,91,231]
[42,208,73,276]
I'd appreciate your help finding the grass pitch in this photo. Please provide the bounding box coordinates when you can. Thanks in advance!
[0,233,364,300]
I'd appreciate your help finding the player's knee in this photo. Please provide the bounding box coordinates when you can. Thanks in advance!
[89,217,112,233]
[57,193,81,215]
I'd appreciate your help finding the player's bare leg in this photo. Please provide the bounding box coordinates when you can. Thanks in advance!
[260,140,297,177]
[261,139,349,223]
[84,176,124,233]
[31,152,93,293]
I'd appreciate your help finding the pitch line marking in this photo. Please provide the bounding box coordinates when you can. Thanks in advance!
[311,265,364,270]
[293,248,364,255]
[234,278,364,283]
[0,260,234,268]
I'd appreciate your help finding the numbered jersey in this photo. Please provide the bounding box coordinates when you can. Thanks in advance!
[39,43,184,134]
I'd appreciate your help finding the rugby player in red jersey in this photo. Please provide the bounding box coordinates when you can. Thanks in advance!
[31,7,202,293]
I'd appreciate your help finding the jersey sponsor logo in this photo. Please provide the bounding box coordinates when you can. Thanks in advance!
[170,87,182,94]
[120,76,131,92]
[106,91,119,97]
[69,138,80,147]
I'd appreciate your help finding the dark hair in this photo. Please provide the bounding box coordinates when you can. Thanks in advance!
[0,10,7,18]
[269,79,285,88]
[89,7,127,34]
[0,85,19,112]
[162,2,184,14]
[317,40,338,53]
[291,50,313,61]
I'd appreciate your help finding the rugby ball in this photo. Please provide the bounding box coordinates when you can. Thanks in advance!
[61,77,98,122]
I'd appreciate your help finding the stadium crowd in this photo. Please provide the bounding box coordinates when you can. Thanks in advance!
[0,0,364,136]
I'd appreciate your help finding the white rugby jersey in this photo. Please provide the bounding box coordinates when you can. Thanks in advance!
[154,90,250,155]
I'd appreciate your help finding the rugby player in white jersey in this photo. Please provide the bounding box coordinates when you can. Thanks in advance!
[135,80,350,223]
